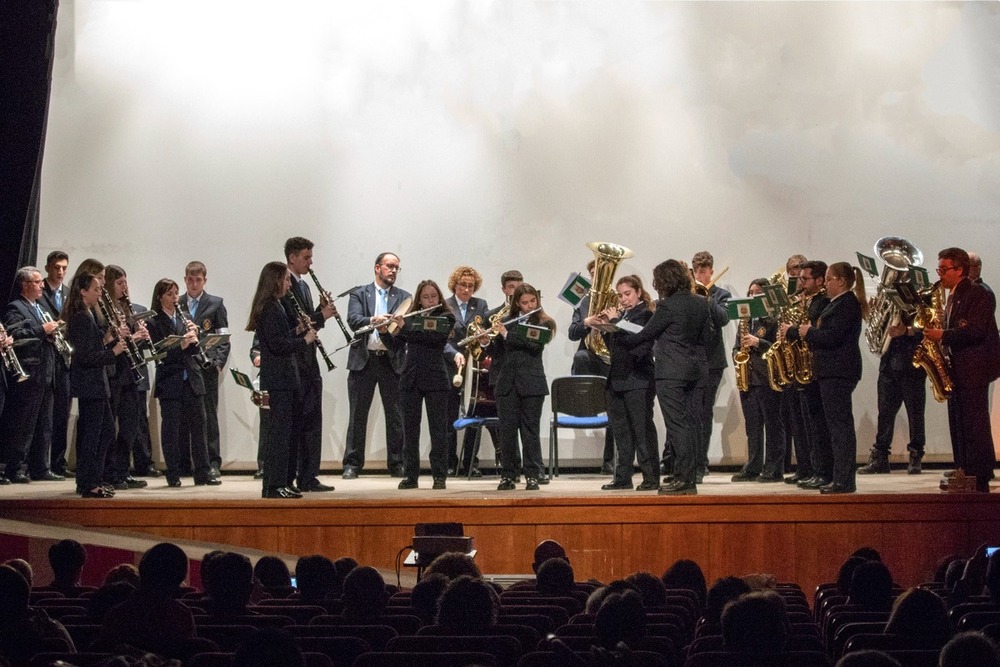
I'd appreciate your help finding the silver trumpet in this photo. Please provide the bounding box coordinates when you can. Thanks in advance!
[0,321,29,382]
[40,310,73,367]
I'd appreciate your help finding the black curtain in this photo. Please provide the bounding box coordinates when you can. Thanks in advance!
[0,0,59,300]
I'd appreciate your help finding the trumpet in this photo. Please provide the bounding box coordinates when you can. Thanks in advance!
[0,321,29,382]
[693,266,730,296]
[456,308,542,348]
[177,303,215,370]
[308,268,353,344]
[287,286,336,371]
[40,310,73,367]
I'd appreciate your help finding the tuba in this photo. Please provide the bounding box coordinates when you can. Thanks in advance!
[584,241,633,365]
[865,236,923,355]
[912,281,953,402]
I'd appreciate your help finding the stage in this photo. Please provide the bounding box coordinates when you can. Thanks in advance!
[1,470,998,595]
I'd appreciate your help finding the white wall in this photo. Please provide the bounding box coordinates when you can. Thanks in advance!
[42,1,1000,469]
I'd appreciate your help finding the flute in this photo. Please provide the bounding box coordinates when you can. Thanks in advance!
[307,268,353,344]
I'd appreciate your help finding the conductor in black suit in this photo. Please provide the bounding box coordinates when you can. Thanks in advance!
[624,260,713,495]
[344,252,411,479]
[445,266,488,475]
[789,262,866,494]
[925,247,1000,493]
[41,250,72,478]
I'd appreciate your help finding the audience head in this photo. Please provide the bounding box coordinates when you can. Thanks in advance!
[595,589,646,647]
[49,539,87,586]
[536,557,575,596]
[410,573,450,620]
[295,555,337,603]
[138,542,189,594]
[199,550,226,593]
[233,628,305,667]
[837,556,867,595]
[705,576,753,628]
[87,581,136,622]
[333,556,359,595]
[436,575,498,631]
[205,552,254,612]
[253,556,292,589]
[742,573,778,591]
[661,559,707,609]
[532,539,569,573]
[2,559,33,588]
[424,552,482,580]
[885,587,950,639]
[0,564,30,626]
[835,650,902,667]
[935,554,964,584]
[945,559,968,591]
[849,560,894,611]
[342,566,388,618]
[851,546,883,562]
[103,563,140,588]
[624,571,668,608]
[722,591,788,655]
[939,631,1000,667]
[585,580,640,615]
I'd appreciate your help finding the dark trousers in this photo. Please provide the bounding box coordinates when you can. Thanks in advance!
[159,385,211,482]
[740,385,786,477]
[948,383,997,479]
[50,362,71,475]
[291,373,323,487]
[800,383,831,479]
[106,383,141,483]
[75,398,114,493]
[1,378,53,478]
[781,385,809,474]
[203,367,222,470]
[656,378,704,485]
[401,387,449,480]
[132,391,155,471]
[263,389,296,491]
[608,386,658,485]
[698,368,724,473]
[819,377,859,489]
[497,391,545,479]
[344,355,404,471]
[256,407,270,471]
[873,366,926,456]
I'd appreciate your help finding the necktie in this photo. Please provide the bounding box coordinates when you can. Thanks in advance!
[460,302,468,322]
[375,288,388,316]
[945,291,954,328]
[300,279,313,310]
[54,289,63,314]
[33,302,45,322]
[189,298,199,319]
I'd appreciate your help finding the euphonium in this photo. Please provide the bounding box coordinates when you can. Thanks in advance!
[865,236,923,355]
[912,281,953,402]
[733,317,750,392]
[584,241,633,365]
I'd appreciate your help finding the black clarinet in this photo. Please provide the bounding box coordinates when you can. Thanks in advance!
[177,303,215,370]
[308,268,353,344]
[288,285,336,372]
[98,290,146,381]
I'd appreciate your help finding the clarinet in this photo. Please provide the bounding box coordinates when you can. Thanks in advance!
[177,303,215,370]
[97,290,145,381]
[308,268,353,344]
[288,286,336,372]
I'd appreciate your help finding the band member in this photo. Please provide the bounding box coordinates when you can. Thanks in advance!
[569,259,615,475]
[782,260,831,488]
[732,279,785,482]
[924,248,1000,493]
[0,267,61,483]
[969,252,994,298]
[147,278,219,488]
[391,280,459,490]
[64,273,126,498]
[248,262,318,499]
[281,238,337,492]
[179,261,230,478]
[858,310,926,475]
[591,275,658,491]
[624,260,713,495]
[102,265,151,491]
[494,284,556,491]
[344,252,410,479]
[445,266,488,476]
[781,254,809,476]
[41,250,72,479]
[788,262,866,494]
[691,251,732,483]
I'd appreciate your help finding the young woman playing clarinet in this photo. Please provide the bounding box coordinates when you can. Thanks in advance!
[389,280,460,490]
[493,283,556,491]
[247,261,317,499]
[64,273,126,498]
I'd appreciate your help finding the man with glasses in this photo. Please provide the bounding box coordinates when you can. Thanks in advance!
[924,248,1000,493]
[344,252,410,479]
[445,266,488,476]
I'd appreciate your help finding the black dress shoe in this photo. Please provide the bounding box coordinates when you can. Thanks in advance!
[446,467,457,476]
[166,477,182,488]
[81,487,115,498]
[820,482,856,494]
[31,471,65,481]
[497,478,516,491]
[342,467,359,480]
[132,466,161,478]
[432,478,446,490]
[730,472,758,482]
[757,474,784,483]
[470,468,483,478]
[302,481,335,492]
[397,478,418,490]
[288,483,301,494]
[636,481,659,491]
[602,480,634,490]
[253,469,265,480]
[659,480,697,495]
[525,477,540,491]
[389,466,405,478]
[8,473,30,484]
[0,475,9,485]
[784,472,811,484]
[55,469,75,478]
[262,486,303,499]
[798,476,831,490]
[195,477,223,486]
[125,477,148,489]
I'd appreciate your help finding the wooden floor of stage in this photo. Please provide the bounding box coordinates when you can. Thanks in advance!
[2,469,999,596]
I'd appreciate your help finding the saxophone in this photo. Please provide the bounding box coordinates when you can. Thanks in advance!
[790,292,815,385]
[733,317,750,392]
[912,281,953,403]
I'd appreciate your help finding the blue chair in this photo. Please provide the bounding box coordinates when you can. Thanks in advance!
[454,416,499,479]
[548,375,608,478]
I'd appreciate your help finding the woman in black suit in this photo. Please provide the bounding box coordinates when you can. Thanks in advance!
[588,275,658,491]
[147,278,217,488]
[493,283,556,491]
[247,261,316,499]
[64,273,126,498]
[389,280,459,490]
[624,260,714,495]
[792,261,866,494]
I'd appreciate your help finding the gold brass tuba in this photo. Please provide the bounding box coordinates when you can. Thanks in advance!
[912,281,953,402]
[584,241,633,365]
[865,236,923,355]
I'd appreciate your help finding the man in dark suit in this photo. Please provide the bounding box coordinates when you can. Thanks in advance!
[179,261,229,478]
[40,250,72,478]
[925,247,1000,493]
[1,266,62,482]
[445,266,489,476]
[343,252,410,479]
[281,238,338,492]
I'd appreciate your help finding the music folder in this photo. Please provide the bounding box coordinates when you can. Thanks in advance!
[156,335,186,351]
[202,333,230,350]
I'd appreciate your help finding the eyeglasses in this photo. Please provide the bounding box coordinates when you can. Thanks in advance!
[936,265,959,275]
[381,264,400,272]
[457,282,476,289]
